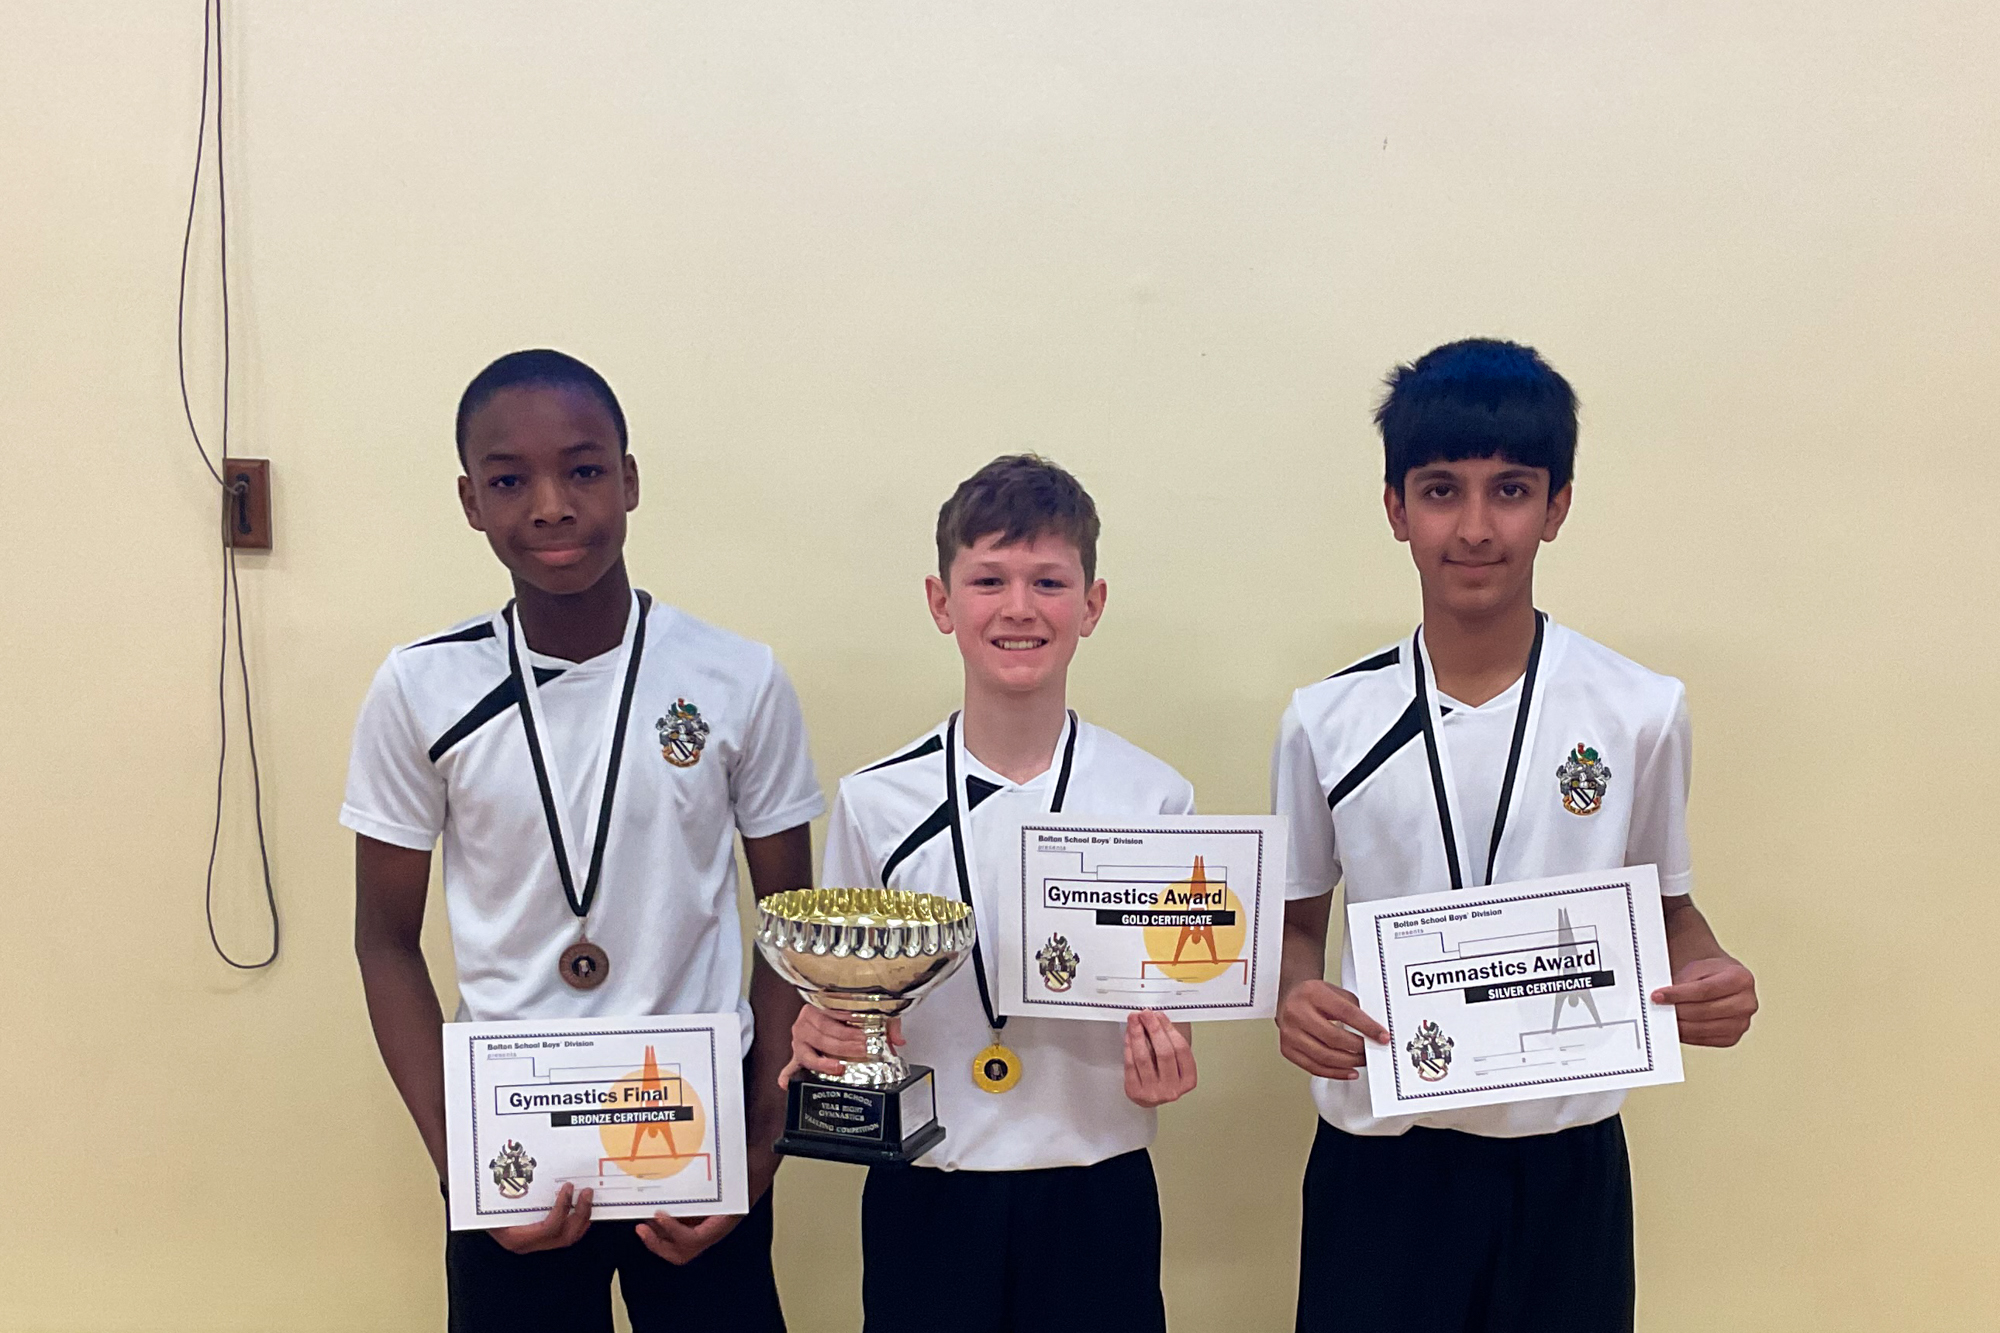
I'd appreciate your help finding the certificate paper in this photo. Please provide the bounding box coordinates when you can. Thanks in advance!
[1348,866,1683,1117]
[997,816,1286,1020]
[443,1012,747,1231]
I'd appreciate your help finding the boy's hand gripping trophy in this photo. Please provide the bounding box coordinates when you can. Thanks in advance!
[755,888,974,1163]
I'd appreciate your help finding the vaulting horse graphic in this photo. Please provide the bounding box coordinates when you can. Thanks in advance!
[1548,908,1604,1032]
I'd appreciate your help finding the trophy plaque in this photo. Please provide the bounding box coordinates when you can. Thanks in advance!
[755,887,975,1165]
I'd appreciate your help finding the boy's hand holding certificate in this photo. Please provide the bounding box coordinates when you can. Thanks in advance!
[1347,866,1683,1117]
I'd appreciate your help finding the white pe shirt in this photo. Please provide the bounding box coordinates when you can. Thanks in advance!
[822,715,1196,1171]
[1272,619,1692,1138]
[341,596,825,1045]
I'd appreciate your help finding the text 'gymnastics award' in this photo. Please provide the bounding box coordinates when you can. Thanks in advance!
[756,888,974,1164]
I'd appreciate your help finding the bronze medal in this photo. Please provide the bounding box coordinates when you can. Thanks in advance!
[559,939,610,990]
[509,593,652,994]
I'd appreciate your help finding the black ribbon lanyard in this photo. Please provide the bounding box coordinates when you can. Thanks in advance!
[943,710,1078,1033]
[1412,611,1546,892]
[505,592,652,921]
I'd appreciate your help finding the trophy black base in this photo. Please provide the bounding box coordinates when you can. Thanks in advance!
[775,1065,944,1166]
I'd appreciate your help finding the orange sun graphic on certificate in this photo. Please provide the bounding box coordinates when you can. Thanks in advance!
[1141,856,1249,984]
[597,1045,710,1181]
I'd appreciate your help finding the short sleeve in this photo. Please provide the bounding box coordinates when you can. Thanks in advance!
[340,655,447,850]
[1627,684,1694,897]
[1273,697,1340,899]
[1162,776,1197,817]
[820,783,876,888]
[729,657,827,840]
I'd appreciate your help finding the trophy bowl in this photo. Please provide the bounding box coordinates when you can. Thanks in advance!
[755,887,975,1164]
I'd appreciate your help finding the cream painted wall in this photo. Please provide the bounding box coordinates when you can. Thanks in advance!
[4,3,1996,1329]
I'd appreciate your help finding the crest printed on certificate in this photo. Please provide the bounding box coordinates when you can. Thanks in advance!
[443,1012,748,1231]
[1348,866,1684,1117]
[998,816,1286,1020]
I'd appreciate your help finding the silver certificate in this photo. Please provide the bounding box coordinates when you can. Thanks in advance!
[1347,865,1684,1116]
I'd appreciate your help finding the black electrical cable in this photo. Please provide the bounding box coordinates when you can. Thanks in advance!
[180,0,279,969]
[176,0,222,488]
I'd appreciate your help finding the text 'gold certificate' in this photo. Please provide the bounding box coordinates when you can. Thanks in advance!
[1348,866,1684,1117]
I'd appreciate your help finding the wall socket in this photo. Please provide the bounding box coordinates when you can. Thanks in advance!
[224,458,272,549]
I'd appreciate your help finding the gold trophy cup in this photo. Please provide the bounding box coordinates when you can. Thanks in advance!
[755,887,975,1164]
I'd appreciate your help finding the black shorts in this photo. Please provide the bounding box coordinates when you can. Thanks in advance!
[444,1188,783,1333]
[1297,1116,1634,1333]
[861,1148,1166,1333]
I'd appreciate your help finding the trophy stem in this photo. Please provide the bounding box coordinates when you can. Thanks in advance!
[836,1012,909,1087]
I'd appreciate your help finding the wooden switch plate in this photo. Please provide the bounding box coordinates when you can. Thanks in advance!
[224,458,272,549]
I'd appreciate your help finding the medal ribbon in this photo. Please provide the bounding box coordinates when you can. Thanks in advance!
[943,710,1078,1033]
[1412,611,1547,891]
[505,591,651,922]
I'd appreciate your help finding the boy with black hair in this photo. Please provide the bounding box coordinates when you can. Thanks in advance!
[345,349,823,1332]
[1273,339,1759,1332]
[783,454,1198,1333]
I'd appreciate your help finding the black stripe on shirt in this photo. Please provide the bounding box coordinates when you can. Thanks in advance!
[880,801,951,885]
[425,666,565,764]
[411,621,496,650]
[1326,698,1435,810]
[859,735,943,773]
[1326,646,1399,680]
[877,779,1003,886]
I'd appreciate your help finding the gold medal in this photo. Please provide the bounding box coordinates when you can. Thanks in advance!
[971,1042,1022,1094]
[945,711,1068,1102]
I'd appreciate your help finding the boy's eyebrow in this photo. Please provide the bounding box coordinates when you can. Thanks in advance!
[1409,462,1540,478]
[476,439,609,464]
[960,560,1077,576]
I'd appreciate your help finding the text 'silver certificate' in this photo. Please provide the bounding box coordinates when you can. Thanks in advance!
[997,816,1286,1020]
[443,1012,748,1231]
[1347,866,1684,1117]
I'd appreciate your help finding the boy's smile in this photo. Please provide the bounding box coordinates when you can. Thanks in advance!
[1386,457,1571,622]
[456,385,640,599]
[926,532,1106,699]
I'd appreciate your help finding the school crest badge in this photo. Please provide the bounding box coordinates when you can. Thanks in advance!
[1406,1019,1454,1083]
[1036,932,1079,992]
[489,1139,536,1198]
[656,698,711,768]
[1556,743,1612,816]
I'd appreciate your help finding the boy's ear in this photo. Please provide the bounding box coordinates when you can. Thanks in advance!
[924,574,954,634]
[456,474,486,533]
[622,452,641,512]
[1383,483,1411,542]
[1079,579,1108,639]
[1542,482,1573,542]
